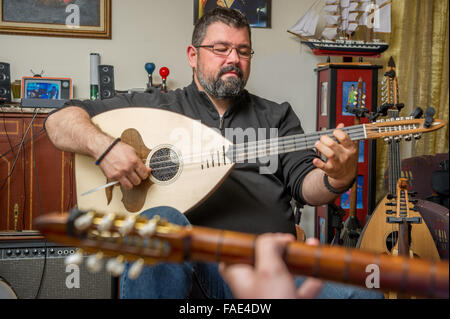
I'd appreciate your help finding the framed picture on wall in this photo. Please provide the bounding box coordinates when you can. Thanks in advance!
[0,0,111,39]
[194,0,271,28]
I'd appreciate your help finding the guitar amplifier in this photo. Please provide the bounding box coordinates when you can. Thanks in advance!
[0,234,117,299]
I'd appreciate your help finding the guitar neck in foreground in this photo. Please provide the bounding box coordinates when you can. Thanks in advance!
[34,210,449,299]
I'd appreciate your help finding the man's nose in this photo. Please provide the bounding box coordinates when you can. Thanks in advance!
[226,47,241,64]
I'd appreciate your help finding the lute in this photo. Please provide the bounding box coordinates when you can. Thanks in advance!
[34,209,449,299]
[76,107,446,216]
[357,58,441,263]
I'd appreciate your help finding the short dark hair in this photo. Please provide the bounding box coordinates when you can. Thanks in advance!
[192,7,251,47]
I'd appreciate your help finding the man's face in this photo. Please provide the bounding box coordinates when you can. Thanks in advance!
[191,22,251,99]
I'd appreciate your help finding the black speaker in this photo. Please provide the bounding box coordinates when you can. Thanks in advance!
[0,237,117,299]
[0,62,11,102]
[98,65,115,100]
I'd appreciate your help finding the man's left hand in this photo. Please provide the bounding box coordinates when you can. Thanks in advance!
[312,123,358,190]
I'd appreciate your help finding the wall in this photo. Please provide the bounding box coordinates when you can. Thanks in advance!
[0,0,323,238]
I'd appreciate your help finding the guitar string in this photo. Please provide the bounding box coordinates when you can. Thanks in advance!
[146,131,367,173]
[145,125,366,165]
[138,120,422,166]
[139,123,417,173]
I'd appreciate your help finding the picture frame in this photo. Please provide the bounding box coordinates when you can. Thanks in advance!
[194,0,271,28]
[0,0,111,39]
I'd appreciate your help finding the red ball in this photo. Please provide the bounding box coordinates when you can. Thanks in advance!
[159,67,170,79]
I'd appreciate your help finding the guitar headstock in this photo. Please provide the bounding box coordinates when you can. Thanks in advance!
[34,209,191,279]
[381,56,405,114]
[366,117,446,141]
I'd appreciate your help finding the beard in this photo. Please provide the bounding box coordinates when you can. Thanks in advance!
[197,64,247,99]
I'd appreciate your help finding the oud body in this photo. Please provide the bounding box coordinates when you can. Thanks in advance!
[76,107,234,215]
[357,192,441,261]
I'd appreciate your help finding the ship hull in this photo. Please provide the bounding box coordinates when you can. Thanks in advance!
[301,40,389,58]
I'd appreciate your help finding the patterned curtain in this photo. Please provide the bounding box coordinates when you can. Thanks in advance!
[365,0,449,204]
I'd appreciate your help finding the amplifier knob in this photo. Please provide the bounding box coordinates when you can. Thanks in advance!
[41,249,46,254]
[50,249,55,254]
[6,249,12,256]
[32,249,38,254]
[24,249,29,255]
[15,250,21,255]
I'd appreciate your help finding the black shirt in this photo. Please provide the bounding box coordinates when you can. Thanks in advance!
[52,82,318,235]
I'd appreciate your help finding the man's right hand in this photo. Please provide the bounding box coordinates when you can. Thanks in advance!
[97,140,152,190]
[45,106,151,190]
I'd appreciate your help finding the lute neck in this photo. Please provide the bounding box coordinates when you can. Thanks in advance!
[387,109,402,195]
[227,125,366,163]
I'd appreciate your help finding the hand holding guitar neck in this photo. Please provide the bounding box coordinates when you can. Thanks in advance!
[159,67,170,93]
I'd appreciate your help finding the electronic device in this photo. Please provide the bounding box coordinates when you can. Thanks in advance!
[21,76,72,100]
[0,236,116,299]
[20,76,72,108]
[0,62,11,103]
[98,65,115,100]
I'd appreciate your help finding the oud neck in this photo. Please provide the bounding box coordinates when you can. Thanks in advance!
[387,109,402,195]
[227,125,367,162]
[187,226,448,298]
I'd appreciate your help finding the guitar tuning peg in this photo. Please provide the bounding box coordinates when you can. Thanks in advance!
[387,194,396,200]
[97,213,115,232]
[138,218,158,237]
[385,202,396,206]
[106,255,125,277]
[404,134,413,141]
[74,212,95,231]
[128,258,145,280]
[86,252,104,273]
[119,215,137,236]
[65,249,84,266]
[413,133,422,140]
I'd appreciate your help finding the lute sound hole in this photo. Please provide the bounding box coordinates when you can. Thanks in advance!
[148,146,182,184]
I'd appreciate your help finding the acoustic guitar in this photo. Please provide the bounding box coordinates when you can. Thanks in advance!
[357,58,441,262]
[33,209,449,299]
[76,107,446,217]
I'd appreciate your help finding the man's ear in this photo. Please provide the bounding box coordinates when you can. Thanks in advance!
[187,45,198,69]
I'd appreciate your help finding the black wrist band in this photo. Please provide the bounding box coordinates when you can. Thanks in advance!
[323,173,355,195]
[95,138,121,166]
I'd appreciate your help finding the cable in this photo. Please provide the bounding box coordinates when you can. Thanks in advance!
[0,110,39,192]
[31,113,47,299]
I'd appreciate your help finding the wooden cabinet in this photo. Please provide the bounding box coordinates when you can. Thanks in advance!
[0,107,76,231]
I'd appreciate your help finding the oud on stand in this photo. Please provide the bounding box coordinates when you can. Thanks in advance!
[357,58,441,299]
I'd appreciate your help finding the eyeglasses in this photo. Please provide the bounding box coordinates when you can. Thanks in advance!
[196,43,254,59]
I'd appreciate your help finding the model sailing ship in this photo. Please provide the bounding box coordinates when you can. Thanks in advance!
[288,0,391,57]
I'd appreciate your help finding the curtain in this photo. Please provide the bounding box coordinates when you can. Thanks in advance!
[366,0,449,204]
